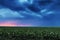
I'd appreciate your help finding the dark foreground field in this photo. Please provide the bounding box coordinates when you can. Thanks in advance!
[0,27,60,40]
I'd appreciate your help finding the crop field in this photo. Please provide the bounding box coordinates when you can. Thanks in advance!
[0,27,60,40]
[0,27,60,32]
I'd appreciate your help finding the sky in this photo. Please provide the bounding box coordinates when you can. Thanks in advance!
[0,0,60,27]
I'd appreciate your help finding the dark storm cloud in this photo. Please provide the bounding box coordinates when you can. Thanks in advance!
[0,0,25,11]
[0,0,60,18]
[0,0,55,11]
[0,0,59,11]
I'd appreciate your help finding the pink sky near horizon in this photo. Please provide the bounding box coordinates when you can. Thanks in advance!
[0,20,32,26]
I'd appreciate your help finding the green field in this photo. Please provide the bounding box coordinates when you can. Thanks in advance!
[0,27,60,40]
[0,27,60,32]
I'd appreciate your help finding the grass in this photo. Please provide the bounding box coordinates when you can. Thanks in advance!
[0,27,60,33]
[0,27,60,40]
